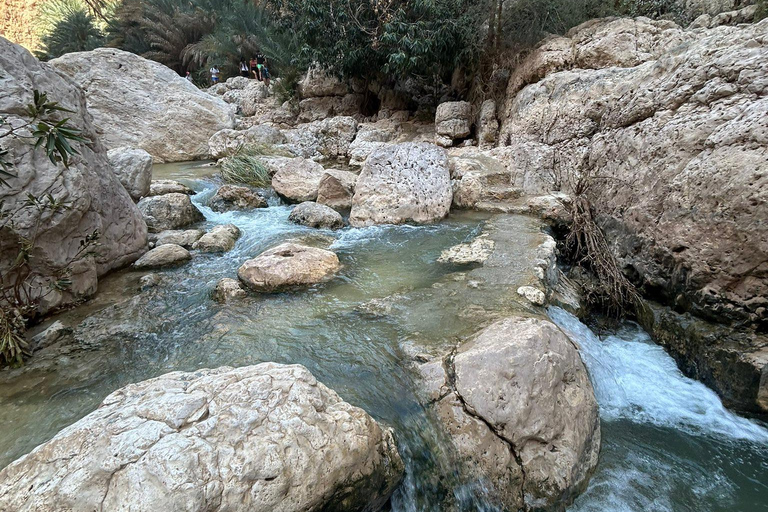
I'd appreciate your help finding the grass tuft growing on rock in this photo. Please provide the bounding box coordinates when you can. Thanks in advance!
[220,149,271,188]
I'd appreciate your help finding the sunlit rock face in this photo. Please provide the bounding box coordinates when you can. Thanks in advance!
[0,38,147,314]
[50,48,235,162]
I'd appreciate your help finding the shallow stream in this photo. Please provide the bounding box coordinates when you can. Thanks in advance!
[0,162,766,511]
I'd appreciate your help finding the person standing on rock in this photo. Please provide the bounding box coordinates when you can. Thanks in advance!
[250,56,258,79]
[239,59,249,78]
[185,71,193,83]
[209,65,221,85]
[256,51,267,81]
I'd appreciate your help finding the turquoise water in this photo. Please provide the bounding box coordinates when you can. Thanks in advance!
[0,164,765,511]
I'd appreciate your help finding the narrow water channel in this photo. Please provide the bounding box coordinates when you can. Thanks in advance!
[0,164,765,511]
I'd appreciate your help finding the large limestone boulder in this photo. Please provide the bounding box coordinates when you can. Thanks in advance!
[283,117,359,160]
[421,316,600,510]
[498,14,768,412]
[350,143,452,226]
[0,38,147,313]
[0,363,404,511]
[238,243,341,292]
[288,202,345,230]
[50,48,235,162]
[317,169,358,210]
[209,185,267,212]
[208,125,288,159]
[137,193,205,233]
[347,125,395,166]
[271,158,326,203]
[107,147,153,201]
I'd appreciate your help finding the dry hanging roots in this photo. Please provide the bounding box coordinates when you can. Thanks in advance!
[565,196,642,318]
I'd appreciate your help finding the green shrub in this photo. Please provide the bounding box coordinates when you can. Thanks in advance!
[220,154,271,187]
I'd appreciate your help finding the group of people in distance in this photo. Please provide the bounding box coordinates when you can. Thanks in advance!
[185,52,270,87]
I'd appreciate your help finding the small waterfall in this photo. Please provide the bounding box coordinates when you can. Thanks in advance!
[548,307,768,512]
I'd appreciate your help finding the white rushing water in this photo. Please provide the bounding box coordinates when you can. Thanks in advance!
[549,307,768,512]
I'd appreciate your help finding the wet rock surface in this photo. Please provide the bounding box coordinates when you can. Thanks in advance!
[137,193,205,233]
[419,316,601,511]
[238,243,341,292]
[288,202,345,230]
[133,244,191,269]
[209,185,267,212]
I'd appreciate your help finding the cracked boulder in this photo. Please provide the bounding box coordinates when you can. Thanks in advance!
[420,316,600,510]
[0,363,404,511]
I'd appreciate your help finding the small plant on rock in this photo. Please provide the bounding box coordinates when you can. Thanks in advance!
[0,89,97,365]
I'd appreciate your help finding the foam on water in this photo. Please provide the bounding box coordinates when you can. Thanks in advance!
[549,307,768,512]
[549,307,768,443]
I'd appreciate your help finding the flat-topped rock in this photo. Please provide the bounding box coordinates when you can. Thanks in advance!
[192,224,241,253]
[133,244,191,269]
[0,363,404,511]
[238,243,341,292]
[152,229,206,249]
[149,179,195,196]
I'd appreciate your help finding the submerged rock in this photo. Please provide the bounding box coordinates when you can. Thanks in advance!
[212,278,247,302]
[437,235,495,265]
[421,316,600,510]
[350,143,452,227]
[50,48,234,162]
[288,202,345,230]
[0,39,147,314]
[209,185,267,212]
[192,224,241,253]
[238,243,340,292]
[133,244,191,269]
[107,147,153,201]
[137,193,205,233]
[0,364,404,511]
